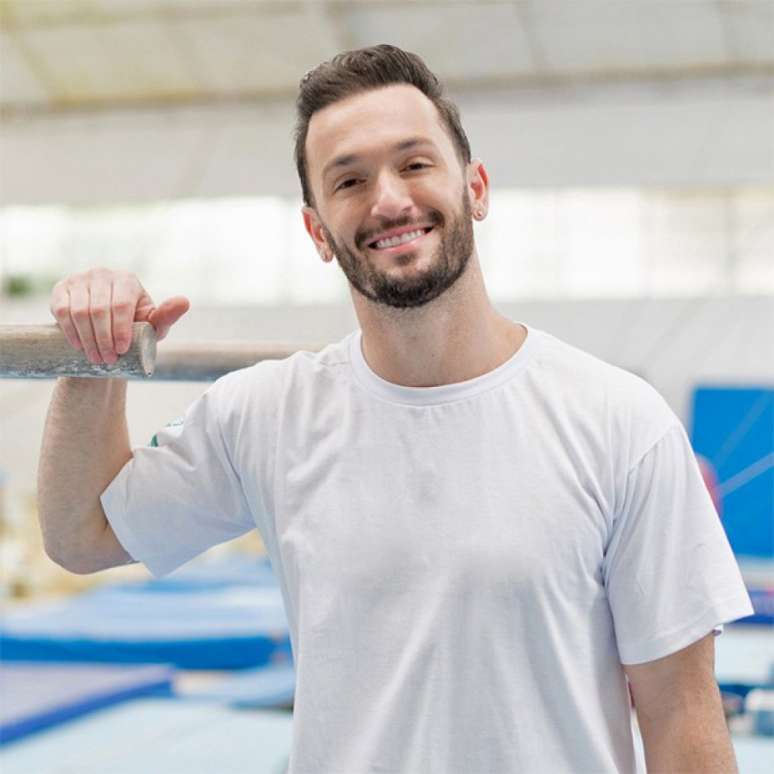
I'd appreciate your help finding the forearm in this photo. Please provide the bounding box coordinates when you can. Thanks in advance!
[637,690,738,773]
[37,377,132,569]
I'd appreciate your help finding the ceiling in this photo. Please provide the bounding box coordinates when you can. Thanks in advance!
[1,0,773,115]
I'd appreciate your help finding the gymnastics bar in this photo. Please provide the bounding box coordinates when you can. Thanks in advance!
[0,323,318,381]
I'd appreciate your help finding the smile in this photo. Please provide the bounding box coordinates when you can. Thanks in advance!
[368,227,434,252]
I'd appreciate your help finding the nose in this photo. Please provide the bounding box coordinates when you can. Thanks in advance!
[369,170,413,221]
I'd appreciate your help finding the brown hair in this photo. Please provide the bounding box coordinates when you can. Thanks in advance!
[294,44,472,207]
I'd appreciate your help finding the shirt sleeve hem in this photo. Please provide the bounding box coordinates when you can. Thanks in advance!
[100,466,186,579]
[617,596,756,665]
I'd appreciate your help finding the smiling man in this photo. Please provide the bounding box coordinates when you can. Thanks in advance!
[39,45,753,773]
[299,75,525,390]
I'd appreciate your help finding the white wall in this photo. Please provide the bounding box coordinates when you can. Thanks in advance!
[2,76,772,206]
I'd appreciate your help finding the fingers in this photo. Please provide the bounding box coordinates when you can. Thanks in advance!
[112,275,141,355]
[49,281,82,352]
[66,283,102,365]
[49,269,153,365]
[88,280,116,364]
[147,296,190,341]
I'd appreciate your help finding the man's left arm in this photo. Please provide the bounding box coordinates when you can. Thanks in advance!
[624,632,738,773]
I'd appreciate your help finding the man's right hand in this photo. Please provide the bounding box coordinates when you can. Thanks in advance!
[49,268,190,365]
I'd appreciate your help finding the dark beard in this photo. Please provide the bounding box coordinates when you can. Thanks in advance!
[322,193,474,310]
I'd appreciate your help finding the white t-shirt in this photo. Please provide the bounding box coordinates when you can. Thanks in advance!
[102,322,753,774]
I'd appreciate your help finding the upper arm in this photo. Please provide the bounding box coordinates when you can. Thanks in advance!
[605,421,752,664]
[624,631,719,723]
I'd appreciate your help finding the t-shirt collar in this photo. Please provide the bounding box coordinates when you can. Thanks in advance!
[349,321,538,406]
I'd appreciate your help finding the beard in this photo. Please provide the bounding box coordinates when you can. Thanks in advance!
[321,192,475,310]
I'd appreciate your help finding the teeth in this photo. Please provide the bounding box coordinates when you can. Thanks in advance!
[374,229,426,249]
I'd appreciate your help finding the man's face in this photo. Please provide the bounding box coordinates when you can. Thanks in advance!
[303,84,479,310]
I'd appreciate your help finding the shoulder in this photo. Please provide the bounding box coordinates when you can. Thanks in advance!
[205,331,355,415]
[533,328,668,408]
[530,327,679,465]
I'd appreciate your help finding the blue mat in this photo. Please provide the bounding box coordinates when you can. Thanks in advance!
[178,662,296,709]
[716,627,774,687]
[745,588,774,626]
[1,558,292,669]
[0,698,292,774]
[690,386,773,561]
[0,663,173,747]
[148,554,283,591]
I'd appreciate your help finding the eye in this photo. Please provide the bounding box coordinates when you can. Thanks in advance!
[335,178,361,192]
[405,162,430,171]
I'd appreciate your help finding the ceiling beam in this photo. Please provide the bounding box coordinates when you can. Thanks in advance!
[0,0,517,30]
[1,25,61,102]
[2,63,772,120]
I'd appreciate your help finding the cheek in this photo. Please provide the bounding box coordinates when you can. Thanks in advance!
[321,210,349,241]
[416,177,458,212]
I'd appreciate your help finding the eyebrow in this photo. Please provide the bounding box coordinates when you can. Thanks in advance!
[321,137,437,182]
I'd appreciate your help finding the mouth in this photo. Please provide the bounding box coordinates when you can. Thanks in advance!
[367,226,434,254]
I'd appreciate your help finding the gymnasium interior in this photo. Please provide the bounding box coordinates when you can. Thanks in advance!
[1,1,772,771]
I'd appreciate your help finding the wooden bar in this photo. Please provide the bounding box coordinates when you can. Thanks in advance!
[0,324,323,381]
[153,342,308,381]
[0,323,156,379]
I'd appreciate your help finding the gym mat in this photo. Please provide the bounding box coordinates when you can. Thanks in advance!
[0,698,292,774]
[1,558,291,669]
[0,662,173,746]
[177,661,296,708]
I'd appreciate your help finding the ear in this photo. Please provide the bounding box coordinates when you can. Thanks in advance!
[302,206,334,263]
[467,159,489,221]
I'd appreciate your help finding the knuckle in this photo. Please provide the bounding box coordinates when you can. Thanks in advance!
[71,307,89,323]
[90,305,109,320]
[51,304,70,320]
[112,300,134,317]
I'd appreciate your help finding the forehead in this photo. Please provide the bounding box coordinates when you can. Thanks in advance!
[306,84,454,179]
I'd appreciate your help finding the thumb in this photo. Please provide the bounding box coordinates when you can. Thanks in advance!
[145,296,190,341]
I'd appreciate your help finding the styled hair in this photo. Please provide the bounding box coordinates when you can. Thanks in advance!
[294,44,472,207]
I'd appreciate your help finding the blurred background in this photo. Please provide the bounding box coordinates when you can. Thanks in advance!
[1,1,772,772]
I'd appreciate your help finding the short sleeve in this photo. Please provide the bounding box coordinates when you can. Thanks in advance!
[603,421,754,665]
[100,378,255,578]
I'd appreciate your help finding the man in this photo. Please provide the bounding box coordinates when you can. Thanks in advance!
[39,45,753,773]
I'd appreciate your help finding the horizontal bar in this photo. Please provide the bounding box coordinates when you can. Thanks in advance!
[0,323,324,381]
[0,323,156,379]
[153,342,316,381]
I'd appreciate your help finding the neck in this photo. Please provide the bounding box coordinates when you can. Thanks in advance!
[351,254,526,388]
